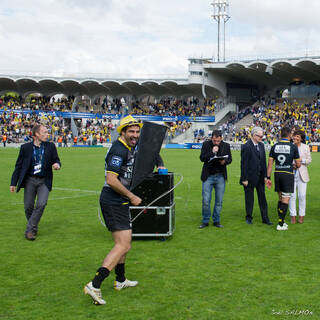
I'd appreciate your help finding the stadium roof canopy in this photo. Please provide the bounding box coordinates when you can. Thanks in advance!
[0,74,195,100]
[1,56,320,101]
[189,55,320,97]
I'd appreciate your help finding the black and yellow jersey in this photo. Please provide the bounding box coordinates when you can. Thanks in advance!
[102,138,137,204]
[269,139,300,174]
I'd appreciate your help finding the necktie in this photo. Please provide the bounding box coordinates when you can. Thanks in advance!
[256,144,260,158]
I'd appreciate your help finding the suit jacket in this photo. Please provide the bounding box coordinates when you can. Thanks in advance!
[240,139,267,187]
[296,143,311,182]
[10,141,61,192]
[200,140,232,182]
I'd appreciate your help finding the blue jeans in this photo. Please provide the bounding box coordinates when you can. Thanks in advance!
[202,174,226,224]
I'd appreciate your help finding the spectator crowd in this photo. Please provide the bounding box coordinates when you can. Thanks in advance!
[1,93,320,146]
[0,95,74,112]
[0,110,116,146]
[0,94,221,117]
[220,100,320,144]
[130,98,219,117]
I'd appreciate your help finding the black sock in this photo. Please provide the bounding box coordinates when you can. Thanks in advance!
[92,267,110,289]
[277,202,284,225]
[281,203,288,222]
[115,263,126,282]
[278,202,288,226]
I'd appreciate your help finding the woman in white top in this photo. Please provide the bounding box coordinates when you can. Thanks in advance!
[289,130,312,224]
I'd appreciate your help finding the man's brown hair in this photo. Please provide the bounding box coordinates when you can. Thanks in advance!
[32,124,42,137]
[280,127,291,139]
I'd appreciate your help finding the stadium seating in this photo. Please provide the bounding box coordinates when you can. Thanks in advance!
[224,100,320,143]
[1,94,319,145]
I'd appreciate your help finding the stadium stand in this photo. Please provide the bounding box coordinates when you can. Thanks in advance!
[0,109,115,146]
[221,100,320,144]
[0,94,214,145]
[1,96,319,146]
[0,94,219,117]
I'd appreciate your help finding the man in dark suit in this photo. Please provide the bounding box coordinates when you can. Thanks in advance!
[199,130,232,229]
[10,124,61,240]
[240,127,272,225]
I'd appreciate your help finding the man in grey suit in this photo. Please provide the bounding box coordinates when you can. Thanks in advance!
[10,124,61,240]
[240,127,272,225]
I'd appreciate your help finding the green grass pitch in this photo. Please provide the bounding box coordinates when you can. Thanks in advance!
[0,147,319,320]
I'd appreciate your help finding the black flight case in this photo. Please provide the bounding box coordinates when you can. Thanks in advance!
[130,172,175,237]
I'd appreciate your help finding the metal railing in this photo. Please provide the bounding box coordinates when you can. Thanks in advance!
[0,70,188,81]
[189,51,320,65]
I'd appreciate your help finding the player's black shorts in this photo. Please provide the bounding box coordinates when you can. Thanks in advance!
[100,201,131,232]
[274,172,294,194]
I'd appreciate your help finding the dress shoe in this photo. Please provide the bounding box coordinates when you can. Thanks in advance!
[25,231,36,241]
[291,216,296,224]
[199,223,209,229]
[246,219,252,224]
[262,221,273,225]
[213,222,223,228]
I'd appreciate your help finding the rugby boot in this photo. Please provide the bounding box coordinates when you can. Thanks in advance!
[114,279,138,291]
[84,281,106,305]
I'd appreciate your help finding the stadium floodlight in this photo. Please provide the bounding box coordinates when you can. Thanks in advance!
[211,0,230,62]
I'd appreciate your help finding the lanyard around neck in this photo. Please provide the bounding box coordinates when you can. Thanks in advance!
[33,144,44,164]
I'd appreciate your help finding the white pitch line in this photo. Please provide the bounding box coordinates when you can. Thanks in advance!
[48,194,97,201]
[53,187,100,193]
[11,193,96,205]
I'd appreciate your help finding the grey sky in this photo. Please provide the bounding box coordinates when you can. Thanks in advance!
[0,0,318,77]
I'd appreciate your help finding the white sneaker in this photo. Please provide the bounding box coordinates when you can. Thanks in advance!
[84,281,106,305]
[114,279,138,291]
[277,224,288,231]
[283,222,288,228]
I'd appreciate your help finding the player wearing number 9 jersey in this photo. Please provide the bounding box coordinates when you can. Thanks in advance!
[266,127,301,231]
[269,137,300,192]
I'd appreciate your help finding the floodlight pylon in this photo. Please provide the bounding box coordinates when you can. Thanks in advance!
[211,0,230,62]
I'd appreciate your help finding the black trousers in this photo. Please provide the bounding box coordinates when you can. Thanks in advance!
[244,182,270,223]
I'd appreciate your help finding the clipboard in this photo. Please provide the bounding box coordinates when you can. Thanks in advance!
[208,154,229,162]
